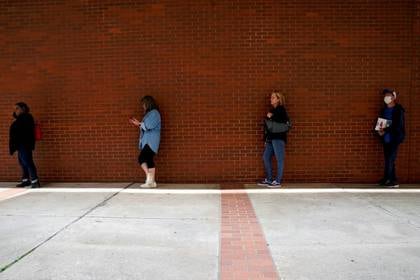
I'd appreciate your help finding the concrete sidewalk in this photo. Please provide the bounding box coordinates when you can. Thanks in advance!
[1,183,420,280]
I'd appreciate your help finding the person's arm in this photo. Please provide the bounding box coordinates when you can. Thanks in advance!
[23,115,35,142]
[390,108,404,136]
[141,110,161,131]
[271,107,288,123]
[129,117,142,128]
[14,117,25,143]
[377,108,386,136]
[9,123,17,155]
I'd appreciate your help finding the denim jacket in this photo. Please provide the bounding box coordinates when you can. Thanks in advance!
[139,109,161,153]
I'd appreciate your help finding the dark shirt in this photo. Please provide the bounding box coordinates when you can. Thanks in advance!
[9,113,36,155]
[379,104,405,145]
[265,105,290,143]
[382,107,394,143]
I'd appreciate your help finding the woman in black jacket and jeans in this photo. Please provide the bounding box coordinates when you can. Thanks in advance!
[259,92,290,188]
[9,102,40,188]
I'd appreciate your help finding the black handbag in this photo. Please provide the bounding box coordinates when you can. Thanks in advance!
[265,119,291,133]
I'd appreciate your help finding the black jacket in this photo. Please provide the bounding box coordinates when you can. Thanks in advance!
[379,103,405,144]
[9,113,36,155]
[264,105,290,143]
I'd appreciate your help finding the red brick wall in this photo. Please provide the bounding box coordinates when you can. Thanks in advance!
[0,0,418,183]
[409,0,420,182]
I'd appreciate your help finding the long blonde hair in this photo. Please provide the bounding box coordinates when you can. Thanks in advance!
[272,91,285,106]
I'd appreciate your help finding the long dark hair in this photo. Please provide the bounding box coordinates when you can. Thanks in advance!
[16,102,30,113]
[141,96,159,113]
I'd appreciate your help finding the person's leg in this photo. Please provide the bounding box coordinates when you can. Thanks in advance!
[18,147,39,187]
[148,168,155,180]
[388,143,399,183]
[17,151,31,187]
[383,143,392,182]
[139,145,156,188]
[140,163,149,179]
[146,151,156,187]
[263,142,274,182]
[139,159,149,185]
[383,143,399,187]
[272,140,286,184]
[147,168,156,187]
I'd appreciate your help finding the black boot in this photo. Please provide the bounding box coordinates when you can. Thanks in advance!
[16,180,31,188]
[384,180,399,188]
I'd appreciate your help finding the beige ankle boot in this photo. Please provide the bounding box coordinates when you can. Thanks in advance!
[149,172,157,188]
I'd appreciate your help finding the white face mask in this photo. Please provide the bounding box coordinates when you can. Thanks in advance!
[384,96,393,104]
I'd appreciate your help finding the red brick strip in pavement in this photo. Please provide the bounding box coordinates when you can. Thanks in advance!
[220,185,279,280]
[0,188,28,202]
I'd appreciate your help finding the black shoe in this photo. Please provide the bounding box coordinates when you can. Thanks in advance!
[384,180,399,188]
[16,180,31,188]
[31,181,41,188]
[378,178,387,186]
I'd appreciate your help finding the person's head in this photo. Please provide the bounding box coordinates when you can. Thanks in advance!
[382,88,397,106]
[14,102,30,118]
[270,91,285,108]
[141,96,159,113]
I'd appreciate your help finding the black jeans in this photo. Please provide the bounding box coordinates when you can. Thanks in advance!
[383,142,399,182]
[18,146,38,182]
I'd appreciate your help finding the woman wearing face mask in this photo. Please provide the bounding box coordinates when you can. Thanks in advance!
[9,102,41,188]
[129,96,161,188]
[377,89,405,188]
[258,91,290,188]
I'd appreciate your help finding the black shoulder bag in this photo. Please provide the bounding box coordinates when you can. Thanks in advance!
[264,119,292,133]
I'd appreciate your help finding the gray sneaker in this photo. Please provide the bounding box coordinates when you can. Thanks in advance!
[267,180,281,188]
[258,179,271,186]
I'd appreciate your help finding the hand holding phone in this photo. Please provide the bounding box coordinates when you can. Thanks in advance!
[129,117,141,127]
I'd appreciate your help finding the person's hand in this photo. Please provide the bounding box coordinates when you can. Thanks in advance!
[267,112,273,118]
[129,117,141,127]
[378,128,385,136]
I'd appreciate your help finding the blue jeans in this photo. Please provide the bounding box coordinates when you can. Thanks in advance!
[263,140,285,183]
[383,142,399,182]
[18,146,38,182]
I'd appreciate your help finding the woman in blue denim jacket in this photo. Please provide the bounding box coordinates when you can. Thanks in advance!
[130,96,161,188]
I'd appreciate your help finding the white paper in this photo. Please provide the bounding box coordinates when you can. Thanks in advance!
[375,117,392,131]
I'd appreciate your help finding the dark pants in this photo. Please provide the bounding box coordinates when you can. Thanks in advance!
[18,146,38,182]
[138,145,156,168]
[383,142,399,182]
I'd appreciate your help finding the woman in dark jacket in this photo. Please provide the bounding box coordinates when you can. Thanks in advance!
[9,102,40,188]
[377,89,405,188]
[258,92,290,188]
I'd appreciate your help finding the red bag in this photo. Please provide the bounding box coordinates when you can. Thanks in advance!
[34,121,43,141]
